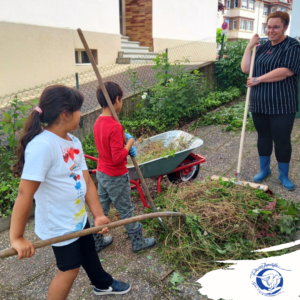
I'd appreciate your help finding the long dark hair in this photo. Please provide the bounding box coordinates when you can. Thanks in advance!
[13,85,84,176]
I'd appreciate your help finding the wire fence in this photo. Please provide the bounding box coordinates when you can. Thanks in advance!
[0,37,217,116]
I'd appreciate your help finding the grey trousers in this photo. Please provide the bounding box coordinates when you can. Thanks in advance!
[96,171,139,231]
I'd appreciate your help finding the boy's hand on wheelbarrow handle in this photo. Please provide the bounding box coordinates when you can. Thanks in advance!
[94,215,110,234]
[11,237,35,260]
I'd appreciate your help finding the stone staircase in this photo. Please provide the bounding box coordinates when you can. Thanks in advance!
[116,36,158,64]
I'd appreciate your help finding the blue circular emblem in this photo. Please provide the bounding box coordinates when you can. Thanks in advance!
[256,268,283,296]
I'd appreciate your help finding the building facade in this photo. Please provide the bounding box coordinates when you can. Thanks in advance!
[218,0,292,41]
[0,0,218,97]
[290,0,300,38]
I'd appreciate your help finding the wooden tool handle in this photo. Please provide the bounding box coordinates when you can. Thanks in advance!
[236,45,257,177]
[0,212,183,259]
[77,29,156,210]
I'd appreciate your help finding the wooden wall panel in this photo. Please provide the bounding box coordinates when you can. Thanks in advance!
[125,0,153,50]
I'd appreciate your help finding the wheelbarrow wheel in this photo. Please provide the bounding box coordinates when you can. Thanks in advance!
[167,154,200,183]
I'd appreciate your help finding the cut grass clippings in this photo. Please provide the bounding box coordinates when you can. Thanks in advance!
[127,137,192,166]
[143,178,300,274]
[191,102,255,132]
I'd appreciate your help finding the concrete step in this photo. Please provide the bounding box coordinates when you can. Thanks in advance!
[118,51,158,59]
[116,57,155,64]
[121,46,150,54]
[121,35,130,41]
[121,40,141,48]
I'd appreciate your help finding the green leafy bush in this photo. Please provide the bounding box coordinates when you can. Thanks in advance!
[0,97,38,216]
[121,55,242,137]
[0,148,19,217]
[216,28,228,44]
[0,96,39,151]
[81,133,98,169]
[215,39,249,92]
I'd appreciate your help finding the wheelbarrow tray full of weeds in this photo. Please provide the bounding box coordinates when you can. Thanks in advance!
[85,130,205,209]
[127,130,204,181]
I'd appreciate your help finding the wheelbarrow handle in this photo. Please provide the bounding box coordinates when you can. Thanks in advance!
[0,212,184,259]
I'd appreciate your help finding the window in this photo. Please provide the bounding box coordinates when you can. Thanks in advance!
[241,20,246,30]
[282,8,287,12]
[242,0,247,8]
[263,6,268,16]
[271,7,275,13]
[249,0,254,10]
[277,7,282,11]
[262,25,267,34]
[247,21,253,31]
[75,49,98,64]
[233,20,237,30]
[227,0,230,9]
[234,0,238,8]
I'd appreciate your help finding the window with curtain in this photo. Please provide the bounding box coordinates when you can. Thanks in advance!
[241,20,246,30]
[247,21,253,31]
[233,20,237,30]
[227,0,230,9]
[262,25,267,34]
[242,0,247,8]
[263,6,268,16]
[249,1,254,10]
[271,7,275,13]
[234,0,238,8]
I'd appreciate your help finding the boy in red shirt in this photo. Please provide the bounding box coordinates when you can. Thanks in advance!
[92,81,156,253]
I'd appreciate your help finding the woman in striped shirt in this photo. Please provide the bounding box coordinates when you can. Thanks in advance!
[241,11,300,191]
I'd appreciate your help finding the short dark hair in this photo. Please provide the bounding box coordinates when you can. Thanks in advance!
[96,81,124,108]
[267,11,290,27]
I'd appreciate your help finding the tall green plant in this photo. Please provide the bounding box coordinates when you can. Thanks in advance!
[148,54,209,126]
[215,39,249,92]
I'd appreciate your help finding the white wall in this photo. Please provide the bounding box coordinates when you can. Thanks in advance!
[0,0,120,34]
[153,0,218,41]
[290,0,300,37]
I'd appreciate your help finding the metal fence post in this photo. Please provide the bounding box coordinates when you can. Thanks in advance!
[165,48,168,76]
[75,73,80,90]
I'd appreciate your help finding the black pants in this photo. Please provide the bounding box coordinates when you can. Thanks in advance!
[252,113,296,163]
[52,219,113,289]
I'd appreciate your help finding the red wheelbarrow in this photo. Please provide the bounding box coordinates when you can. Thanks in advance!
[85,130,206,209]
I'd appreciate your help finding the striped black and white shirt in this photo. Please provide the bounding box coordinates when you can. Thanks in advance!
[250,36,300,114]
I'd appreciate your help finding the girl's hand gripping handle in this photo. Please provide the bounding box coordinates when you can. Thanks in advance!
[94,215,110,234]
[10,237,35,260]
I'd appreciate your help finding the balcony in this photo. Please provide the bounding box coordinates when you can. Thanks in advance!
[225,8,255,18]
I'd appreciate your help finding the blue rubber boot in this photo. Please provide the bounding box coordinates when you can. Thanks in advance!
[253,156,272,183]
[278,162,295,191]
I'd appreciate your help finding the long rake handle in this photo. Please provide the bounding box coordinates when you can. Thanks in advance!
[0,212,183,259]
[77,29,156,210]
[236,46,257,178]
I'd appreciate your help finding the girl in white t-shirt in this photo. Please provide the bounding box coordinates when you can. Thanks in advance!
[10,85,131,299]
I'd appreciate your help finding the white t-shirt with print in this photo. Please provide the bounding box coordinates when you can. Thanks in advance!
[21,130,88,246]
